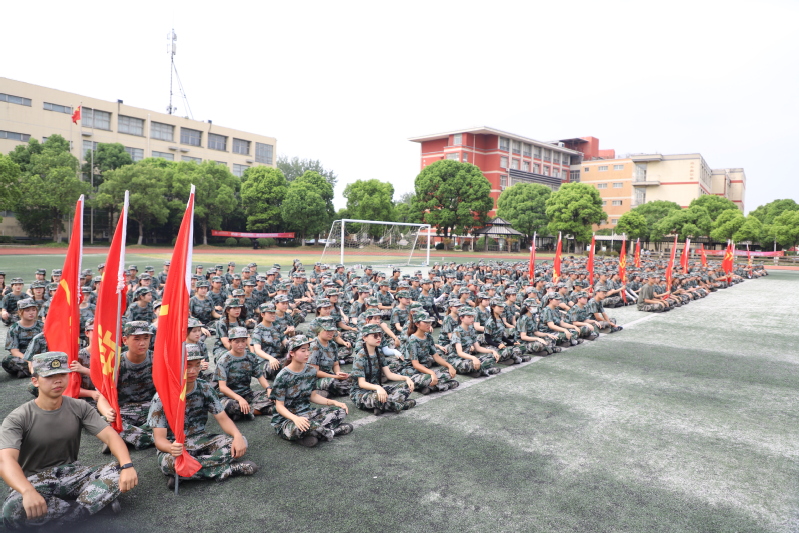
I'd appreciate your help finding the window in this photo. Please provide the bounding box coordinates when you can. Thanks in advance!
[232,164,249,177]
[208,133,227,151]
[611,219,619,225]
[570,170,580,182]
[635,189,646,205]
[523,161,529,172]
[602,201,607,206]
[534,147,541,158]
[561,154,570,165]
[151,122,174,141]
[124,147,144,162]
[584,167,589,172]
[453,133,462,146]
[597,183,608,189]
[232,138,250,155]
[613,164,624,170]
[152,151,174,161]
[598,165,608,171]
[255,143,273,164]
[461,153,468,162]
[180,128,202,147]
[543,166,550,176]
[82,107,111,130]
[0,93,31,106]
[512,141,521,154]
[613,182,623,188]
[612,200,622,206]
[82,140,98,156]
[214,161,227,167]
[523,143,531,157]
[118,115,144,136]
[182,156,202,163]
[553,169,560,178]
[500,156,508,168]
[446,153,459,160]
[511,159,519,170]
[0,130,31,142]
[500,175,508,190]
[43,102,72,114]
[533,163,540,173]
[543,149,551,162]
[499,137,510,151]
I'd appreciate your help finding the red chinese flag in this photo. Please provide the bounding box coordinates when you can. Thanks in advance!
[152,185,201,478]
[634,238,641,268]
[587,234,596,289]
[528,232,536,282]
[71,105,81,124]
[618,238,627,304]
[553,232,562,283]
[699,243,708,267]
[747,244,752,266]
[90,192,129,432]
[665,235,678,294]
[723,241,734,282]
[44,196,84,398]
[680,238,690,274]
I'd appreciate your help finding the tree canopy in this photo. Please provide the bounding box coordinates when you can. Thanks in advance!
[281,180,330,245]
[496,182,551,237]
[81,143,133,187]
[615,210,648,240]
[241,166,288,233]
[626,200,682,241]
[411,160,493,237]
[169,161,239,245]
[709,209,745,242]
[277,156,337,188]
[655,205,712,240]
[343,179,396,223]
[0,154,22,224]
[545,183,606,244]
[771,210,799,249]
[750,199,798,225]
[688,195,738,222]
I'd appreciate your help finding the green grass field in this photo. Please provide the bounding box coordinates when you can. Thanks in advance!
[0,251,796,532]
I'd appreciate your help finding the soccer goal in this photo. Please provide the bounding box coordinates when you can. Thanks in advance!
[320,219,432,267]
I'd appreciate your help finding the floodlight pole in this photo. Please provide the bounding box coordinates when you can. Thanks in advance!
[426,225,431,266]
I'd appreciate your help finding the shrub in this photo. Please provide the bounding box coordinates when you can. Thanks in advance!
[238,238,251,247]
[476,236,497,248]
[224,237,237,247]
[257,238,276,248]
[453,244,461,251]
[435,242,445,250]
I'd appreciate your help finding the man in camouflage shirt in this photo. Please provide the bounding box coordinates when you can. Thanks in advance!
[538,294,583,346]
[287,273,314,324]
[1,279,26,326]
[448,307,500,377]
[189,281,221,326]
[398,312,459,393]
[566,292,601,340]
[113,322,157,451]
[250,303,286,380]
[2,299,43,378]
[123,287,155,325]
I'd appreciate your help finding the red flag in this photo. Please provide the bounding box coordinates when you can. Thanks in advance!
[71,105,81,124]
[528,232,536,282]
[553,232,562,283]
[44,196,84,398]
[747,243,752,266]
[680,238,691,274]
[722,241,734,282]
[91,192,129,432]
[152,185,201,478]
[587,233,595,289]
[618,237,627,304]
[634,238,641,268]
[699,243,707,267]
[665,235,678,295]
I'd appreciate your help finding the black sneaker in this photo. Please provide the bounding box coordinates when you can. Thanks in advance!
[231,460,260,476]
[418,387,431,395]
[521,355,532,362]
[373,408,383,416]
[111,500,122,514]
[299,436,319,448]
[468,371,482,378]
[403,399,417,410]
[166,476,175,491]
[99,443,111,455]
[447,380,460,390]
[333,423,354,436]
[612,326,623,333]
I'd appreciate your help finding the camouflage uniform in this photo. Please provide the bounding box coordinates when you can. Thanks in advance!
[2,320,44,377]
[448,324,496,376]
[287,283,313,323]
[23,332,49,362]
[594,281,621,308]
[399,332,457,392]
[123,301,155,324]
[516,314,550,354]
[567,304,599,338]
[586,298,616,329]
[389,306,409,330]
[350,348,412,412]
[538,306,569,343]
[148,380,245,481]
[214,350,273,419]
[1,292,25,325]
[376,290,394,319]
[483,316,524,363]
[308,338,350,396]
[117,351,156,449]
[208,288,228,310]
[250,323,286,379]
[213,318,246,360]
[438,314,459,345]
[270,363,346,441]
[189,295,217,325]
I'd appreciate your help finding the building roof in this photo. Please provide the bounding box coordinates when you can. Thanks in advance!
[408,126,580,155]
[473,217,525,236]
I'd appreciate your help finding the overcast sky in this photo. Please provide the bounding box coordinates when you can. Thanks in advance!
[5,0,797,213]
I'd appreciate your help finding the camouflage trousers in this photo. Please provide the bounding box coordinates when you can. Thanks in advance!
[273,406,346,442]
[158,433,248,481]
[396,365,457,392]
[445,352,496,376]
[520,339,549,354]
[1,355,30,378]
[221,390,273,419]
[603,295,622,307]
[575,325,598,338]
[496,344,524,363]
[120,402,155,449]
[315,376,351,397]
[260,357,286,381]
[292,302,315,325]
[351,382,411,413]
[2,462,120,530]
[336,330,358,361]
[593,319,617,330]
[638,302,666,312]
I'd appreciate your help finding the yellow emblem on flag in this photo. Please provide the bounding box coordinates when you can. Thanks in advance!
[97,325,118,376]
[159,305,169,316]
[59,279,71,304]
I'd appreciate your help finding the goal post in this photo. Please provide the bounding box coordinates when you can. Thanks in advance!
[320,219,431,267]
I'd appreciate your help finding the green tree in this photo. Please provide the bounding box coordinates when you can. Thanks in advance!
[411,160,493,237]
[709,209,745,242]
[0,154,22,223]
[81,143,133,187]
[545,183,606,246]
[688,195,738,222]
[750,199,799,225]
[95,160,169,245]
[240,166,288,232]
[394,191,419,224]
[169,161,239,245]
[8,135,87,240]
[282,180,329,245]
[343,179,396,224]
[295,170,335,221]
[615,210,648,240]
[733,215,763,244]
[276,155,337,188]
[496,183,551,237]
[771,210,799,249]
[655,205,713,240]
[628,200,682,242]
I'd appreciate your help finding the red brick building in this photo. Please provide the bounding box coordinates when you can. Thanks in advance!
[409,126,581,215]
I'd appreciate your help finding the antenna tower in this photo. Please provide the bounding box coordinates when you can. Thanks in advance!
[166,29,194,119]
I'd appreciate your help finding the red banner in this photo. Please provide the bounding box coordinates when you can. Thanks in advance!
[702,249,784,257]
[44,195,83,398]
[553,232,562,284]
[634,239,641,269]
[699,244,707,267]
[211,230,294,238]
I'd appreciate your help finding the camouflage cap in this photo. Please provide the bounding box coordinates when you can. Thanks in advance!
[93,276,102,283]
[357,285,371,292]
[365,297,380,307]
[97,263,105,270]
[144,266,155,272]
[490,298,506,307]
[229,261,236,266]
[196,280,210,288]
[32,352,73,377]
[413,311,434,323]
[395,290,411,299]
[316,298,332,308]
[211,276,223,283]
[163,260,171,266]
[52,269,62,275]
[134,286,152,298]
[458,288,472,295]
[574,291,589,299]
[316,317,338,331]
[447,299,464,308]
[408,302,423,311]
[188,317,203,328]
[185,343,205,361]
[16,298,38,310]
[324,288,340,297]
[242,280,256,287]
[287,334,312,352]
[275,283,289,291]
[360,323,383,336]
[363,308,382,318]
[81,286,92,293]
[215,265,224,270]
[128,265,138,271]
[550,293,563,300]
[10,278,23,284]
[36,269,46,275]
[124,321,152,336]
[47,283,58,291]
[522,297,538,308]
[231,289,245,297]
[259,302,277,314]
[224,298,244,308]
[31,280,47,289]
[273,294,289,303]
[458,306,477,316]
[228,327,249,340]
[378,280,389,287]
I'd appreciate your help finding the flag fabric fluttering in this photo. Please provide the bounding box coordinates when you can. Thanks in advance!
[699,243,708,268]
[43,196,84,398]
[90,192,129,432]
[747,243,752,266]
[71,105,81,124]
[618,237,627,304]
[665,235,678,294]
[587,233,596,290]
[528,232,536,282]
[722,240,735,283]
[634,238,641,268]
[152,185,202,479]
[553,232,562,284]
[680,238,691,274]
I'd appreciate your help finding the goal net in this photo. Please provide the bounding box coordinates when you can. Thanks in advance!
[320,219,431,267]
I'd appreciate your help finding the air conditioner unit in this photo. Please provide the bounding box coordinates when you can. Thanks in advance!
[168,146,178,151]
[245,159,254,164]
[180,148,190,152]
